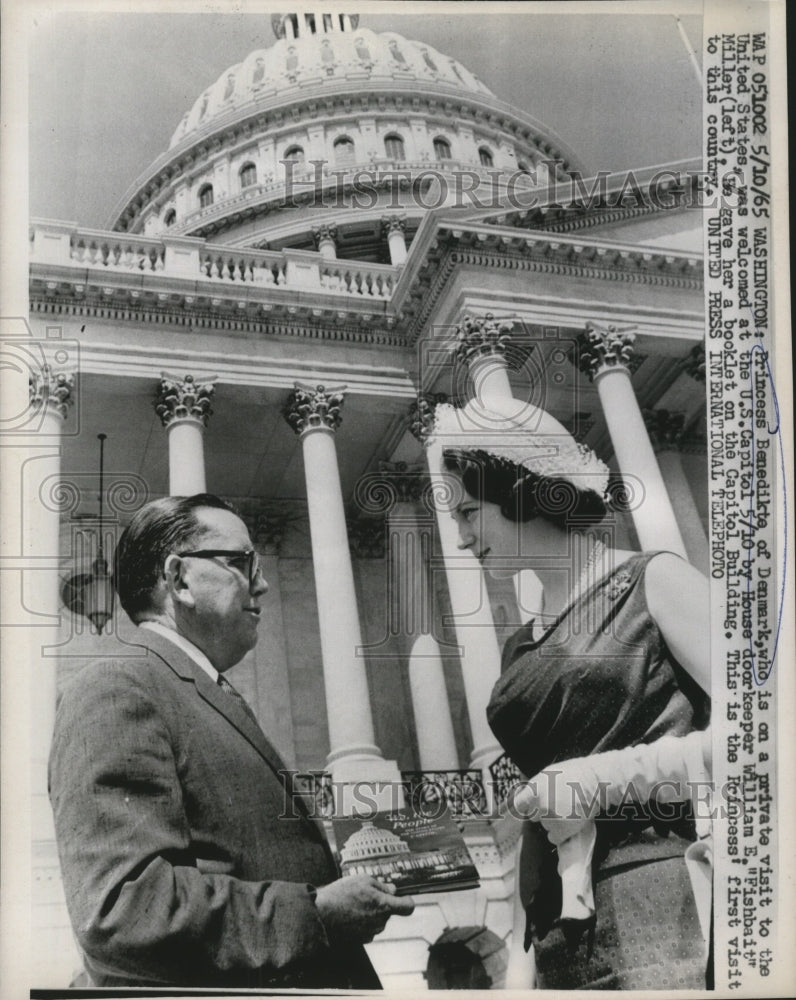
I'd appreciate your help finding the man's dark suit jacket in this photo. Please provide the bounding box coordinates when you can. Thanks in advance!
[48,629,380,989]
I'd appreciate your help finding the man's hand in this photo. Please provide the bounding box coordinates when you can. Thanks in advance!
[315,875,415,944]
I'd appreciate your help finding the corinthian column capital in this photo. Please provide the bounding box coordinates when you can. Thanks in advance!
[155,372,217,427]
[408,393,449,444]
[311,223,338,249]
[575,322,637,381]
[29,366,75,421]
[284,382,346,436]
[453,313,513,366]
[378,461,429,505]
[642,408,687,452]
[682,342,706,383]
[381,214,406,236]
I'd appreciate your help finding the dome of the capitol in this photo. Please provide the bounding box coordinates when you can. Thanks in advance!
[339,821,411,864]
[109,10,584,258]
[170,17,494,149]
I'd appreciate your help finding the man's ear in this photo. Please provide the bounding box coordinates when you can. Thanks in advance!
[163,554,196,609]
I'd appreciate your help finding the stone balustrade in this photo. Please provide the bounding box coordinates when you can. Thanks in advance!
[70,234,166,272]
[291,767,507,821]
[320,261,396,297]
[200,247,287,285]
[29,221,400,300]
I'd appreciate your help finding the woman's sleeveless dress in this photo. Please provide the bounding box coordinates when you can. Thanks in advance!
[487,552,711,990]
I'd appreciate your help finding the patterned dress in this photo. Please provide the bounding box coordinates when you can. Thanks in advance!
[487,552,711,990]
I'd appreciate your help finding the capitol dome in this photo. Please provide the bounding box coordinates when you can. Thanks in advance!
[339,820,410,864]
[109,11,584,262]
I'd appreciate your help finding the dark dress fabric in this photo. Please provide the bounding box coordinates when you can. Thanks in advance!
[487,552,710,990]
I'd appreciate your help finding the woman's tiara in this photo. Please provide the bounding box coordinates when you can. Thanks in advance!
[428,400,610,498]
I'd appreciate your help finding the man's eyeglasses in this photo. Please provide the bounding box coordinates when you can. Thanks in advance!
[177,549,261,588]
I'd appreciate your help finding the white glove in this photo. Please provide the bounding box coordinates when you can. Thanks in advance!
[511,731,711,923]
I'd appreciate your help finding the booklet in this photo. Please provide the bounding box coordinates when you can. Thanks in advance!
[329,805,481,895]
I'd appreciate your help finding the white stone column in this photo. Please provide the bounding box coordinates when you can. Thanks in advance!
[411,398,502,773]
[382,215,408,265]
[644,409,710,573]
[453,314,543,621]
[25,365,83,983]
[453,312,514,406]
[155,372,216,496]
[576,323,687,557]
[312,223,338,260]
[380,464,459,770]
[284,384,399,795]
[26,367,75,780]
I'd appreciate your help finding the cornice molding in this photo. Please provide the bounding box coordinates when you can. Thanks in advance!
[29,295,410,348]
[30,216,705,350]
[403,237,703,342]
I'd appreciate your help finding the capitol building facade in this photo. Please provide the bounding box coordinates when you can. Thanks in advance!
[25,10,708,989]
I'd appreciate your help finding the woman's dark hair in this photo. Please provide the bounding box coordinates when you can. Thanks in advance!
[113,494,239,621]
[443,449,607,530]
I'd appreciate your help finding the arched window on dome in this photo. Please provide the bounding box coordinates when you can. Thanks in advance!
[283,145,305,164]
[384,134,405,161]
[478,147,494,168]
[323,14,333,32]
[433,137,452,161]
[223,73,236,101]
[163,209,176,228]
[422,48,438,72]
[286,46,298,73]
[252,58,266,86]
[321,39,335,67]
[355,37,371,62]
[240,162,257,189]
[198,93,210,121]
[334,136,355,167]
[198,184,214,209]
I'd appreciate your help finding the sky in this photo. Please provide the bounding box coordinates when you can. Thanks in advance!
[25,2,703,229]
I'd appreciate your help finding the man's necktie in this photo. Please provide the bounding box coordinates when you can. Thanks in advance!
[217,673,260,727]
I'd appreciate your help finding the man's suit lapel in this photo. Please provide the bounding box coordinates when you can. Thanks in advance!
[134,630,290,782]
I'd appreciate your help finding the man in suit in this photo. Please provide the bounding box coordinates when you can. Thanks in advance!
[49,493,414,988]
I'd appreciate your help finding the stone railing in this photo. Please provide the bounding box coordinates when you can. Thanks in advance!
[290,768,501,821]
[320,261,396,298]
[199,246,287,286]
[29,221,400,301]
[401,769,489,820]
[488,753,524,810]
[69,231,167,272]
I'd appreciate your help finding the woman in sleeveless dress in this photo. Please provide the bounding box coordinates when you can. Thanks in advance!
[430,398,712,990]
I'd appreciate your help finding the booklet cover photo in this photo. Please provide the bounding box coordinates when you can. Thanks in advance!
[330,805,481,895]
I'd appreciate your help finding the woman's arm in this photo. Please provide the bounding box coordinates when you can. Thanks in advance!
[644,552,711,696]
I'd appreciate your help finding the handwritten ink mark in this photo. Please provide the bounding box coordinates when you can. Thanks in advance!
[747,342,786,685]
